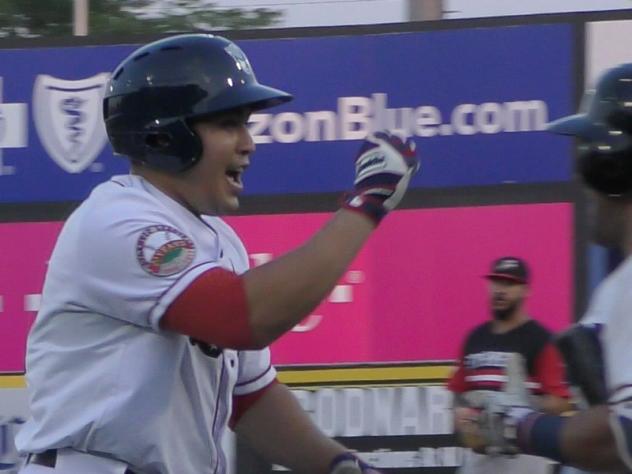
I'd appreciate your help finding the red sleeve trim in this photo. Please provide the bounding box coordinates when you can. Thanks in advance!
[533,342,571,398]
[160,267,255,349]
[229,379,278,429]
[447,359,467,393]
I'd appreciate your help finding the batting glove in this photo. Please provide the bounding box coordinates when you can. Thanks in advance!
[342,130,419,225]
[478,393,535,456]
[329,452,383,474]
[469,353,537,456]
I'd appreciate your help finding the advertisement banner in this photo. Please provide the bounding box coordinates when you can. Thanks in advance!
[0,23,573,203]
[0,222,61,373]
[0,203,572,372]
[227,203,574,365]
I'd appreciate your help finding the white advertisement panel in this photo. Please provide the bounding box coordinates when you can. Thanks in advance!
[587,19,632,84]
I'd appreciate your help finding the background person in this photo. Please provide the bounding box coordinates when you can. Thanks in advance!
[459,62,632,473]
[448,256,572,474]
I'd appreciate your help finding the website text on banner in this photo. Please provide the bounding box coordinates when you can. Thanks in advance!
[0,23,572,202]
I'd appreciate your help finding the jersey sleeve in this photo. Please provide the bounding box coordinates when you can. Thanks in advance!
[69,198,222,330]
[446,359,467,393]
[532,342,571,398]
[604,291,632,470]
[233,348,277,396]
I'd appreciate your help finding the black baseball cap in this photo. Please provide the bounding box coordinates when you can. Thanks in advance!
[484,256,529,284]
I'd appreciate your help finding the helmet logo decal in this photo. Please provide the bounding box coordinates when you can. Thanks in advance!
[33,73,110,173]
[224,43,253,76]
[136,225,196,277]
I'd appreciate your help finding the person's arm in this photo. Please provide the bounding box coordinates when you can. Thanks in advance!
[161,132,419,349]
[558,405,624,471]
[447,361,469,431]
[233,382,351,473]
[453,391,488,453]
[243,210,373,346]
[460,399,628,470]
[447,355,489,453]
[532,343,574,415]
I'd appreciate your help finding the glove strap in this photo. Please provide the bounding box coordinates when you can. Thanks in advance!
[329,452,375,473]
[516,413,567,464]
[341,193,388,225]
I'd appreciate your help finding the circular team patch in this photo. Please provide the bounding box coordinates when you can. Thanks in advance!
[136,225,196,276]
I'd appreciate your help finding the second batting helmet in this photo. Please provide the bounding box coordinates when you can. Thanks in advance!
[103,34,292,173]
[548,63,632,196]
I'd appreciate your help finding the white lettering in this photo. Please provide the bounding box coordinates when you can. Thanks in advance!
[386,107,413,137]
[248,113,272,144]
[315,388,337,437]
[476,102,503,134]
[371,93,388,133]
[249,94,550,144]
[292,386,454,436]
[504,100,548,132]
[339,96,372,140]
[465,351,512,369]
[270,112,305,144]
[291,314,322,333]
[342,389,364,437]
[249,253,273,267]
[305,110,337,141]
[414,106,442,137]
[451,103,477,135]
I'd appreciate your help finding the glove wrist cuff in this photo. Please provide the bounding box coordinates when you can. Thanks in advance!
[515,413,567,464]
[341,193,388,225]
[329,452,379,473]
[329,452,359,469]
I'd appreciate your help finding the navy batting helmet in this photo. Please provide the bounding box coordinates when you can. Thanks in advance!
[548,63,632,196]
[103,34,292,173]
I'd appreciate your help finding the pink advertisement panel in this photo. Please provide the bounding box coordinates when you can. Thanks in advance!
[0,222,63,372]
[227,203,574,365]
[0,203,572,372]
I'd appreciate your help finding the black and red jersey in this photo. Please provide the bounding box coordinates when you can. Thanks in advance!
[447,319,570,398]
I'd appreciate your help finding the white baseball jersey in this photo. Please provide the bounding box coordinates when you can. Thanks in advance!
[16,174,277,474]
[580,255,632,471]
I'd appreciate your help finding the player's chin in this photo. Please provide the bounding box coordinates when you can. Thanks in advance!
[217,195,241,214]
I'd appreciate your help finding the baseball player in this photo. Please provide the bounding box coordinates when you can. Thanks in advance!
[15,34,419,474]
[456,62,632,473]
[448,256,572,473]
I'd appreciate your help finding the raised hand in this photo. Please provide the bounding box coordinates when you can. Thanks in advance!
[342,130,420,225]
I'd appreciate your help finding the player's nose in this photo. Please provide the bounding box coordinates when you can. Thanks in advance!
[238,124,256,155]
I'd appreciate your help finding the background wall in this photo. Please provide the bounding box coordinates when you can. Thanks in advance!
[2,10,630,473]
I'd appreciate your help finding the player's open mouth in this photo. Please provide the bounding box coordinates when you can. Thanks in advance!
[226,167,244,190]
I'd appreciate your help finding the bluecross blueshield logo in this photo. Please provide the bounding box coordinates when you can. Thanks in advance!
[33,73,110,173]
[0,76,28,176]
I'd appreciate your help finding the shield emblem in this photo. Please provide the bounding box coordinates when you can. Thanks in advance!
[33,73,110,173]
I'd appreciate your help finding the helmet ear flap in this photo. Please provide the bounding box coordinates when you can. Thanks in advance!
[578,144,632,196]
[607,109,632,136]
[145,132,172,150]
[137,120,203,173]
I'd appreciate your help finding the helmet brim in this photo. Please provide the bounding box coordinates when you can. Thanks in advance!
[547,114,593,138]
[199,83,293,117]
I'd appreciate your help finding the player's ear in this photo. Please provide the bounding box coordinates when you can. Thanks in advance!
[146,133,172,150]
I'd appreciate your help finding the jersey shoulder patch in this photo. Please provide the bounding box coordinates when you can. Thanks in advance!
[136,224,196,277]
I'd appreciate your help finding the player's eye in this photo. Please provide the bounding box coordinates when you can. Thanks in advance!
[219,118,241,128]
